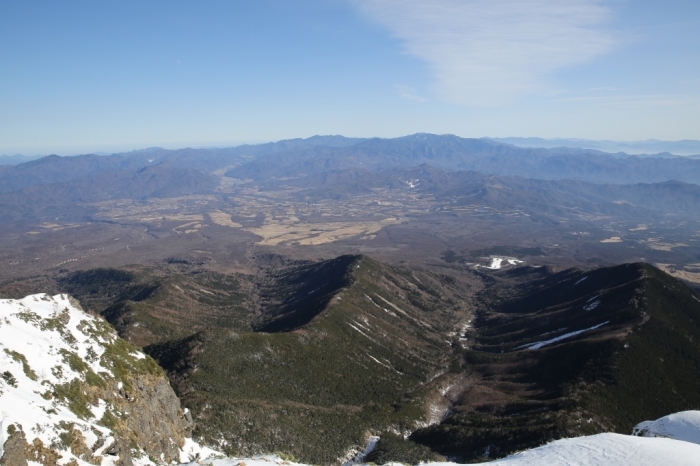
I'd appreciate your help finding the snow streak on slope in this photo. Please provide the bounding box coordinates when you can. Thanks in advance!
[0,293,216,466]
[633,411,700,445]
[525,321,609,350]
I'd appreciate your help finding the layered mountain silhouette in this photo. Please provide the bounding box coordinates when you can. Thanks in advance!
[225,134,700,185]
[2,133,700,222]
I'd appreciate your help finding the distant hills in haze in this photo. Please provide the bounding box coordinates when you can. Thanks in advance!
[0,154,43,165]
[487,137,700,157]
[3,135,699,166]
[2,133,700,222]
[225,134,700,185]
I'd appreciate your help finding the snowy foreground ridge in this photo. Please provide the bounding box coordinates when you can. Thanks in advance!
[194,413,700,466]
[3,293,700,466]
[182,430,700,466]
[427,433,700,466]
[0,293,215,466]
[633,411,700,445]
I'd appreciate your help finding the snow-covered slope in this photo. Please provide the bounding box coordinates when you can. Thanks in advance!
[424,412,700,466]
[181,432,700,466]
[190,412,700,466]
[633,411,700,445]
[0,294,215,466]
[421,433,700,466]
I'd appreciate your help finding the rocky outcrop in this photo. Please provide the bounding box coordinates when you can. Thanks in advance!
[0,424,28,466]
[119,376,193,463]
[0,294,195,466]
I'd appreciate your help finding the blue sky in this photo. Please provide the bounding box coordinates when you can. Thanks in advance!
[1,0,699,155]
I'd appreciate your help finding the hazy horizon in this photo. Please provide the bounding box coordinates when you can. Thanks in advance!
[2,1,699,155]
[4,134,700,159]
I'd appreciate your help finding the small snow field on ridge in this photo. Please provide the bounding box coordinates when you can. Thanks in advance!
[424,432,700,466]
[633,411,700,445]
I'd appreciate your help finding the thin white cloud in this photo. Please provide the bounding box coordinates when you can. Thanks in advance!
[395,84,428,102]
[352,0,615,106]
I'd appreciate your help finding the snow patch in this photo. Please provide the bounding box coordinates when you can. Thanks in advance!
[179,438,221,463]
[574,276,588,286]
[633,411,700,445]
[181,428,700,466]
[584,301,601,311]
[477,257,523,270]
[342,435,380,466]
[348,323,371,340]
[368,354,391,369]
[526,321,609,350]
[487,258,503,269]
[193,455,307,466]
[422,433,700,466]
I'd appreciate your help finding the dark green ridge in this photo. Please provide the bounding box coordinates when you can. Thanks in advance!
[146,255,472,464]
[57,266,253,347]
[410,262,700,462]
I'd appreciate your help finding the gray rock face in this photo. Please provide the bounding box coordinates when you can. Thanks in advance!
[104,438,133,466]
[123,377,193,463]
[0,425,28,466]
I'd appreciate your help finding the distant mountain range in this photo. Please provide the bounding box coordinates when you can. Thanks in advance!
[4,134,698,166]
[487,137,700,157]
[2,133,700,222]
[0,154,43,165]
[225,134,700,185]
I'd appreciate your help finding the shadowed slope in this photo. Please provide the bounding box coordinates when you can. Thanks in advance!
[410,263,700,462]
[146,255,474,464]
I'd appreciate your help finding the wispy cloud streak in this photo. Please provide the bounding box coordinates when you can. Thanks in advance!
[353,0,615,106]
[395,84,428,102]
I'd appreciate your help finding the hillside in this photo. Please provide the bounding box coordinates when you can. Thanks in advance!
[408,262,700,461]
[4,255,700,464]
[282,164,700,219]
[55,266,253,348]
[146,255,474,464]
[0,165,218,221]
[0,293,209,466]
